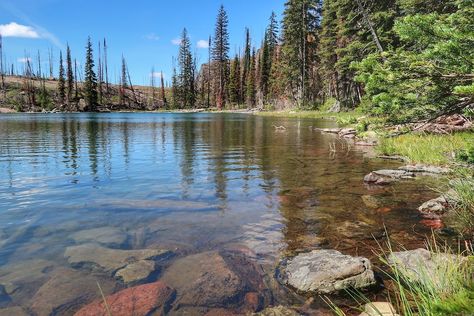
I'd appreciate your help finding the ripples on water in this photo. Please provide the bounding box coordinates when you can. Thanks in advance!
[0,113,439,313]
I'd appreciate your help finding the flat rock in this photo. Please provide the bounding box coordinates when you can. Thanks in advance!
[70,227,127,247]
[360,302,399,316]
[115,260,156,284]
[0,307,28,316]
[30,267,116,316]
[364,169,415,185]
[279,249,376,294]
[0,259,55,303]
[74,281,175,316]
[418,196,449,218]
[361,195,383,209]
[161,250,268,309]
[64,243,171,274]
[387,248,465,283]
[253,306,301,316]
[399,164,450,175]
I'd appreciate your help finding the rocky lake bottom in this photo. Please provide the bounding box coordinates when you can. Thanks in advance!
[0,113,446,315]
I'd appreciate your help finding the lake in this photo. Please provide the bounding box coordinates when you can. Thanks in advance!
[0,113,440,314]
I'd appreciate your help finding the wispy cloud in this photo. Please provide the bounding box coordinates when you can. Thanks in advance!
[150,71,165,79]
[145,33,160,41]
[197,39,209,49]
[0,22,40,38]
[0,2,64,49]
[171,37,182,45]
[17,57,32,63]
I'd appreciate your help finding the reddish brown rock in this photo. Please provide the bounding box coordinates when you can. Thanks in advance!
[75,281,175,316]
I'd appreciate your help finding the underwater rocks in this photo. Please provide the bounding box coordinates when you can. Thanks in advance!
[278,249,376,294]
[418,190,457,219]
[115,260,157,285]
[30,267,116,316]
[364,169,415,185]
[161,250,269,311]
[64,243,171,276]
[70,227,128,247]
[75,281,175,316]
[0,307,28,316]
[253,306,301,316]
[398,164,450,175]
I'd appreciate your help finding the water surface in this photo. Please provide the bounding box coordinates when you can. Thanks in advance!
[0,113,440,314]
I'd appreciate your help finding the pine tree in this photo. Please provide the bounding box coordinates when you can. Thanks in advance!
[228,54,241,104]
[241,28,251,104]
[58,51,66,103]
[66,44,74,102]
[212,5,230,109]
[83,36,98,110]
[160,71,167,107]
[177,28,195,108]
[171,63,179,109]
[281,0,323,106]
[246,49,256,107]
[120,56,128,104]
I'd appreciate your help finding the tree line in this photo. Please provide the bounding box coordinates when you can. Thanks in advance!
[173,0,473,122]
[0,0,472,120]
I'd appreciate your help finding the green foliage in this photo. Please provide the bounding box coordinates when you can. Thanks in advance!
[355,0,474,123]
[456,145,474,164]
[84,36,98,110]
[57,51,65,103]
[177,28,195,108]
[447,171,474,238]
[228,55,241,105]
[212,5,230,109]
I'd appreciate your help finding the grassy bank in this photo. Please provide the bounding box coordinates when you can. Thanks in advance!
[378,133,474,166]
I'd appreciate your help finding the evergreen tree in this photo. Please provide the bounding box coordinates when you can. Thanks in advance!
[241,28,251,103]
[120,56,128,104]
[228,54,241,104]
[281,0,323,106]
[171,64,179,109]
[212,5,230,109]
[66,44,74,102]
[83,36,98,110]
[246,49,256,107]
[58,51,66,104]
[177,28,195,108]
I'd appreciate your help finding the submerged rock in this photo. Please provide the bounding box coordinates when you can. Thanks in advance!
[364,169,415,185]
[361,195,383,209]
[0,307,28,316]
[70,227,128,247]
[418,191,457,218]
[75,281,175,316]
[30,268,116,316]
[279,249,376,294]
[398,164,450,175]
[0,259,55,304]
[161,250,269,310]
[115,260,156,285]
[253,306,301,316]
[64,243,171,275]
[387,248,466,283]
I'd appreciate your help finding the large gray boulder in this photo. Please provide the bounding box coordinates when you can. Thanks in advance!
[279,250,376,294]
[387,248,465,283]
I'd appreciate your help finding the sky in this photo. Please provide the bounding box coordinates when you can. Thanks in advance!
[0,0,285,86]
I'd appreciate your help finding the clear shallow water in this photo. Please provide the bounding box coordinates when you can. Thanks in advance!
[0,113,440,314]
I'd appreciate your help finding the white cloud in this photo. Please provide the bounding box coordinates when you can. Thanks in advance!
[0,22,40,38]
[17,57,31,63]
[150,72,165,79]
[197,39,209,49]
[171,37,182,45]
[145,33,160,41]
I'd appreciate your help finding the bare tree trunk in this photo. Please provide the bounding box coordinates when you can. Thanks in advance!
[104,38,109,93]
[0,35,5,98]
[74,59,78,99]
[48,47,54,79]
[355,0,384,54]
[160,71,166,107]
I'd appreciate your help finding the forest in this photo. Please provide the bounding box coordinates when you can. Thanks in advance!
[0,0,471,124]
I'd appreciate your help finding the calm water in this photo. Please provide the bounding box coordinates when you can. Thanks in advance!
[0,113,440,314]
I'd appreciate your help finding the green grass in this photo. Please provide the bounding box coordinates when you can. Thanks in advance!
[447,169,474,238]
[377,133,474,166]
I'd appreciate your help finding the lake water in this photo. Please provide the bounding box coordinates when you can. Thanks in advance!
[0,113,441,315]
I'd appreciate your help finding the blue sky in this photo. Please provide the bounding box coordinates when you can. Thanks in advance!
[0,0,285,86]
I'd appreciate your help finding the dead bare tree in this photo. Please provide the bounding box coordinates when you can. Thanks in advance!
[0,35,5,98]
[104,38,109,94]
[160,71,167,107]
[48,47,54,79]
[150,66,156,108]
[355,0,384,54]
